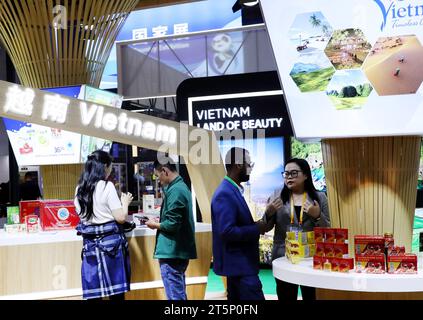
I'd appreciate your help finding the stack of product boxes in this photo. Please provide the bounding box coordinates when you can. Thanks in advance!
[4,206,27,233]
[354,235,386,274]
[354,233,417,274]
[3,200,79,234]
[20,200,41,233]
[313,228,354,272]
[285,231,316,264]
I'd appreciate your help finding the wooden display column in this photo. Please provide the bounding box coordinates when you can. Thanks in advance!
[40,164,83,200]
[0,0,139,200]
[319,136,421,299]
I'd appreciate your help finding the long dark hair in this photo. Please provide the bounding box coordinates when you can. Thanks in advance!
[76,150,113,221]
[281,158,319,204]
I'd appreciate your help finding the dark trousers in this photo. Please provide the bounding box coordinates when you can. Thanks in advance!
[276,278,316,301]
[90,293,125,301]
[227,275,265,301]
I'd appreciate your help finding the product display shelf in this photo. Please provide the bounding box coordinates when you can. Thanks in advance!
[273,257,423,300]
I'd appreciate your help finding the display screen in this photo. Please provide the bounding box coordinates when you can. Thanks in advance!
[260,0,423,138]
[188,91,292,138]
[79,86,123,162]
[100,0,242,89]
[218,137,285,216]
[3,86,83,166]
[291,138,326,192]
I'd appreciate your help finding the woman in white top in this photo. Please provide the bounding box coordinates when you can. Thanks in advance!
[75,150,133,300]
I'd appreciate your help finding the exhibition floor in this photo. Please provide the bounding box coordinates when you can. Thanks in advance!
[205,267,279,300]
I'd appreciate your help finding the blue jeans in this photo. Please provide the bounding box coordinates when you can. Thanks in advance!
[159,259,189,300]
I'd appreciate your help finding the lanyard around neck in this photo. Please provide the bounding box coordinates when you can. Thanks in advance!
[290,192,307,226]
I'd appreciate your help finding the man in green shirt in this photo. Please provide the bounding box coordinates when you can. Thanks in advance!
[146,159,197,300]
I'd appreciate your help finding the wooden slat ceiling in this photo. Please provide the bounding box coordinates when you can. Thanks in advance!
[134,0,203,10]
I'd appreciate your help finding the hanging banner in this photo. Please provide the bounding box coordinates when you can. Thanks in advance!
[0,81,181,156]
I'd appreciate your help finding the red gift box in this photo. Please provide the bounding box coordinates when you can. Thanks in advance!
[39,200,80,231]
[19,200,41,224]
[354,235,385,255]
[387,254,417,274]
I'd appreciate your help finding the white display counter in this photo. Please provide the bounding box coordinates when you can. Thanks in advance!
[0,223,211,247]
[273,257,423,299]
[0,223,212,300]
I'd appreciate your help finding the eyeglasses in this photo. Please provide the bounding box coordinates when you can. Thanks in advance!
[245,162,255,168]
[282,170,302,178]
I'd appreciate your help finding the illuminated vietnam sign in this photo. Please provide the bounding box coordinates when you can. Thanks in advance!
[0,82,178,151]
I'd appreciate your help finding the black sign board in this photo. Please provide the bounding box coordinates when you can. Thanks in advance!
[177,71,293,138]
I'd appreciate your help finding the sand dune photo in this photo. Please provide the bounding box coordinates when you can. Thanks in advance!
[362,35,423,96]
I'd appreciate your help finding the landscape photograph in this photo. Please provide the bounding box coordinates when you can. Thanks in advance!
[288,11,333,54]
[324,28,372,70]
[289,52,335,92]
[326,69,373,110]
[362,35,423,96]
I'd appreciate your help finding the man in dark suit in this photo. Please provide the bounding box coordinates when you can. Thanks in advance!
[211,147,273,300]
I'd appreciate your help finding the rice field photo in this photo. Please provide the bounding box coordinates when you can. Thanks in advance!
[362,35,423,96]
[289,52,335,92]
[326,69,373,110]
[288,11,333,54]
[324,29,372,70]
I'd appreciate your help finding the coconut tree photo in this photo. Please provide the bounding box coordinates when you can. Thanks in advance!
[288,11,333,52]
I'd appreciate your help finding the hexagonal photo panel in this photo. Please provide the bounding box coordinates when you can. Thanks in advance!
[326,69,373,110]
[288,11,333,54]
[289,52,335,92]
[362,35,423,96]
[324,29,372,70]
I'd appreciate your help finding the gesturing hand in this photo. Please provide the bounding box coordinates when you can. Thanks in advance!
[121,192,133,207]
[265,198,283,218]
[304,200,321,220]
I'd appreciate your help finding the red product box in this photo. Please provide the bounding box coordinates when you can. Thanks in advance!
[25,215,39,233]
[325,228,336,243]
[324,243,335,257]
[355,254,386,274]
[335,229,348,243]
[316,257,354,273]
[19,200,41,224]
[388,246,406,256]
[338,258,354,272]
[387,254,417,274]
[314,227,325,242]
[39,200,80,231]
[313,256,323,270]
[316,242,325,257]
[354,235,385,255]
[330,258,340,272]
[334,243,349,258]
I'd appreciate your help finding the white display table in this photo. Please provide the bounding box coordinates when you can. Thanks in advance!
[273,257,423,299]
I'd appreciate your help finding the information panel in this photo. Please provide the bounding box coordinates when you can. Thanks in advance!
[261,0,423,138]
